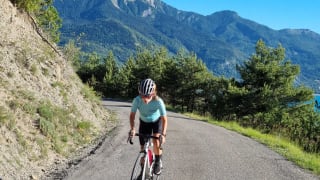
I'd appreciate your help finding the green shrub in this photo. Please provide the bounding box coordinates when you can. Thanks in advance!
[10,0,62,43]
[14,129,28,150]
[30,64,38,75]
[77,121,91,130]
[39,118,55,137]
[37,102,54,121]
[81,85,101,104]
[284,109,320,153]
[11,0,41,12]
[35,101,96,155]
[0,106,15,130]
[0,106,9,125]
[36,138,48,158]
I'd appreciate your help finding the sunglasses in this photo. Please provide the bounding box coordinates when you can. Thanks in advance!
[141,94,154,98]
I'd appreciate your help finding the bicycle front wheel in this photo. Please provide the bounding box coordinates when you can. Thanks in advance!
[130,152,146,180]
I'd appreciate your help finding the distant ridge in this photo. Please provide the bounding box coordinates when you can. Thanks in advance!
[54,0,320,92]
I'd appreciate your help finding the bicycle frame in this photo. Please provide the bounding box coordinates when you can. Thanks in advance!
[141,135,155,180]
[129,133,160,180]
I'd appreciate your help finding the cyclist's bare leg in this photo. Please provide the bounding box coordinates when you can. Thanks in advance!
[152,133,162,155]
[153,133,163,175]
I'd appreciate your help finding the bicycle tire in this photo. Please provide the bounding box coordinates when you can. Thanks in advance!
[131,151,152,180]
[130,152,145,180]
[155,174,160,180]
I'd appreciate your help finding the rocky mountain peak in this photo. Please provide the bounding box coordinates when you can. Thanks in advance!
[110,0,162,17]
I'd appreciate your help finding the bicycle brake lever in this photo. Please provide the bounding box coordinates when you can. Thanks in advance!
[127,136,134,145]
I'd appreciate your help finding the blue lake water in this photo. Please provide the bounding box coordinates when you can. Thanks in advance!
[315,94,320,112]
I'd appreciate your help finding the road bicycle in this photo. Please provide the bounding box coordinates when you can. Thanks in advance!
[128,133,162,180]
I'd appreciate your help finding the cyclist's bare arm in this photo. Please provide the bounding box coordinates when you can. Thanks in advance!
[160,115,167,144]
[129,112,136,133]
[161,115,167,136]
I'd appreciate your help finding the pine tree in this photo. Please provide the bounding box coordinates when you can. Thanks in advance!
[236,39,314,129]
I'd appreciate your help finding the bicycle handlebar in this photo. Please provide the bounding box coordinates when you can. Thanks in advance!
[127,133,163,147]
[135,133,160,139]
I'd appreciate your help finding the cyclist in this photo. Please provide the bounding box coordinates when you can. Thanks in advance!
[129,78,168,176]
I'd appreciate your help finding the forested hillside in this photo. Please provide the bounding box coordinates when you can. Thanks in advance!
[0,0,114,179]
[54,0,320,92]
[72,39,320,158]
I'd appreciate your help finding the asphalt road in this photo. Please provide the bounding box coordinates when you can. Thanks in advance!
[63,100,319,180]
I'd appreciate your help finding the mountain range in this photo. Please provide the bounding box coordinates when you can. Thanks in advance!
[54,0,320,92]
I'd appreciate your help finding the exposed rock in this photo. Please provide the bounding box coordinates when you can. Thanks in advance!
[0,0,115,179]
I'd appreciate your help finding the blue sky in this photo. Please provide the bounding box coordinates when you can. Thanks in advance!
[161,0,320,34]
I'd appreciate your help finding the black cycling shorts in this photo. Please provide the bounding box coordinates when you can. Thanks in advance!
[138,118,162,145]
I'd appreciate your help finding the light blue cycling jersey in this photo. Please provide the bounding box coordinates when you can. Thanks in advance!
[131,96,167,123]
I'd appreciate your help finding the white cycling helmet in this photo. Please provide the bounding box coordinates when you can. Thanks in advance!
[138,78,155,96]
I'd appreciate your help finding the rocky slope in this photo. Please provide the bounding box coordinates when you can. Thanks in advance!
[0,0,115,179]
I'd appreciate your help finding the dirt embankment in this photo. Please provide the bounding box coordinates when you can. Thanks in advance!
[0,0,115,179]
